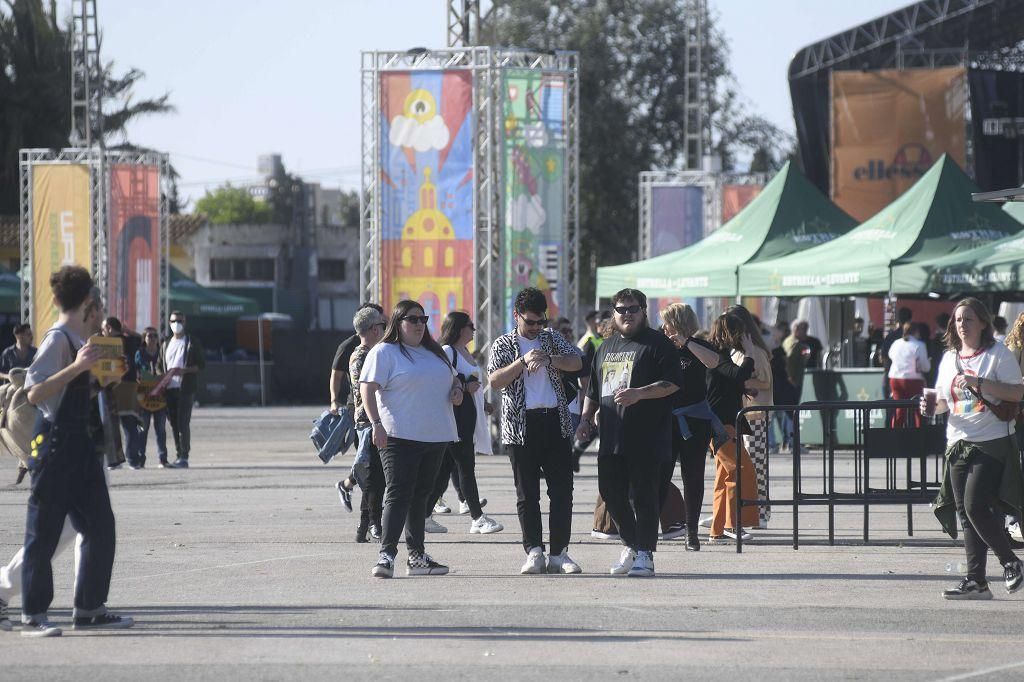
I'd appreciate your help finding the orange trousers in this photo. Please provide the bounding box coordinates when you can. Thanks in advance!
[711,425,759,536]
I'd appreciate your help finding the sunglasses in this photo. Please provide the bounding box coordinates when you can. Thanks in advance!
[401,315,429,324]
[169,319,183,324]
[521,317,548,327]
[614,305,643,315]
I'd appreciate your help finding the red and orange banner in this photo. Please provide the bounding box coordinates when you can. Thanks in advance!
[108,164,160,332]
[31,164,92,333]
[721,184,762,224]
[831,67,967,222]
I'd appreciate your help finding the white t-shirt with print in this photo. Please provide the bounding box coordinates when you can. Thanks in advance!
[360,342,458,443]
[517,334,558,410]
[935,343,1022,443]
[165,336,187,389]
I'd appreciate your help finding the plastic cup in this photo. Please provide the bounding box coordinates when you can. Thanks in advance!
[923,388,937,416]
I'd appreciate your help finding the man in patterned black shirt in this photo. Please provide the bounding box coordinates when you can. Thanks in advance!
[488,288,582,575]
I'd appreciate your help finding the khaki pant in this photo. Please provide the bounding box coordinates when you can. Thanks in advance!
[711,425,759,536]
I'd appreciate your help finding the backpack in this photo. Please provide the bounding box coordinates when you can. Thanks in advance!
[0,368,41,469]
[450,347,477,443]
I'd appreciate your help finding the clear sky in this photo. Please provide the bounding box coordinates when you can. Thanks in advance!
[80,0,913,205]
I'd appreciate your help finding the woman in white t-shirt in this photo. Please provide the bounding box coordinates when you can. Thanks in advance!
[429,311,504,535]
[360,300,464,579]
[888,322,931,428]
[924,298,1024,600]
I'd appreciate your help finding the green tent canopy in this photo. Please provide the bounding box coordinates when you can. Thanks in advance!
[169,266,259,318]
[595,161,856,298]
[1004,201,1024,225]
[0,270,21,314]
[739,155,1024,297]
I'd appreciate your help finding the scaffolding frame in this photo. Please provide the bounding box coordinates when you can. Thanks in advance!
[637,170,768,260]
[19,148,169,331]
[360,47,579,353]
[70,0,103,148]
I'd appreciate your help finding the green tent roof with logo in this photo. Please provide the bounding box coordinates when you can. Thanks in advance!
[595,161,857,298]
[738,155,1023,297]
[169,266,260,318]
[889,202,1024,293]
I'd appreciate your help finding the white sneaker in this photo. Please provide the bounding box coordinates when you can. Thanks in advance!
[434,498,452,514]
[610,547,636,575]
[627,550,655,577]
[423,516,448,533]
[698,515,712,528]
[723,528,752,541]
[459,497,487,515]
[547,550,583,574]
[520,547,546,574]
[469,514,504,534]
[21,619,61,638]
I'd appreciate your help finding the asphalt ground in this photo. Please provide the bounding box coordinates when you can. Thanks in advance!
[1,406,1022,681]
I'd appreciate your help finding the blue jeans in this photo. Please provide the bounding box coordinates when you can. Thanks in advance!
[139,409,168,464]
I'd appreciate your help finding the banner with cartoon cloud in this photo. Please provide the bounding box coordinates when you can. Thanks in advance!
[379,70,474,336]
[503,70,567,327]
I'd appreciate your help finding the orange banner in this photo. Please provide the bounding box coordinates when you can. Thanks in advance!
[109,164,160,332]
[721,184,763,224]
[831,67,967,222]
[31,164,92,333]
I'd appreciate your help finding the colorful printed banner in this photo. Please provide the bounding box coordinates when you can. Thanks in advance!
[503,70,567,327]
[31,164,92,333]
[108,164,160,332]
[722,184,763,224]
[831,67,967,222]
[379,70,475,337]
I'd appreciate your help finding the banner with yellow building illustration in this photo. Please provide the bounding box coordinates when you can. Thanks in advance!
[379,70,474,336]
[31,164,92,333]
[503,70,567,327]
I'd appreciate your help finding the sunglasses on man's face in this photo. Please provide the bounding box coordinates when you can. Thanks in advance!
[402,315,429,325]
[614,304,643,315]
[521,317,548,327]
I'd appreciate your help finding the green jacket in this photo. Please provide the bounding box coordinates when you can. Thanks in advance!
[160,334,206,396]
[933,435,1024,539]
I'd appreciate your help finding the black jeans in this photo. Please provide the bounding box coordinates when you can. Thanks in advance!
[165,389,194,461]
[428,439,484,519]
[949,439,1020,583]
[22,432,115,620]
[674,418,712,530]
[359,439,385,531]
[598,452,660,552]
[508,410,573,555]
[139,409,168,463]
[379,438,445,558]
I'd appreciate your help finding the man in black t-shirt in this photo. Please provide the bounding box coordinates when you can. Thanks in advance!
[329,303,384,414]
[577,289,682,578]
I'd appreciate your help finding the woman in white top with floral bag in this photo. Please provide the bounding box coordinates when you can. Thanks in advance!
[924,298,1024,600]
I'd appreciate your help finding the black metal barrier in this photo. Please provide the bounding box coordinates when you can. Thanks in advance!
[732,399,947,553]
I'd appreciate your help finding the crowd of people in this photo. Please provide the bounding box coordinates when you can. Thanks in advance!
[4,271,1024,637]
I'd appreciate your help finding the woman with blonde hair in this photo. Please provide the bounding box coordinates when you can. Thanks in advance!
[682,312,760,542]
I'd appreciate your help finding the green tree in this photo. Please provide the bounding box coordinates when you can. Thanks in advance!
[195,185,272,225]
[0,0,174,213]
[482,0,791,301]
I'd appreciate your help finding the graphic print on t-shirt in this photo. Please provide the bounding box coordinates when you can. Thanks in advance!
[601,351,634,397]
[948,368,985,416]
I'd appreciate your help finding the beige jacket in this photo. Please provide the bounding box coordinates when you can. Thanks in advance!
[732,346,773,420]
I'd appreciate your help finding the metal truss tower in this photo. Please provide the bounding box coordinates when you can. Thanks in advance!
[682,0,707,170]
[70,0,104,148]
[446,0,480,48]
[360,47,579,353]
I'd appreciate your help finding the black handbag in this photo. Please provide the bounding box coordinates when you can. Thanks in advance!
[451,348,478,443]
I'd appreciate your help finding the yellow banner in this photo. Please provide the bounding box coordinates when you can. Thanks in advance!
[831,67,967,222]
[31,164,92,333]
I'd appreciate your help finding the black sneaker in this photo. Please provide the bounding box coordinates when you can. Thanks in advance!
[355,524,369,543]
[21,619,61,637]
[372,552,394,578]
[662,522,686,540]
[685,531,701,552]
[1004,559,1023,594]
[170,459,189,469]
[73,613,135,630]
[336,481,353,512]
[369,524,381,540]
[407,552,449,576]
[943,578,993,600]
